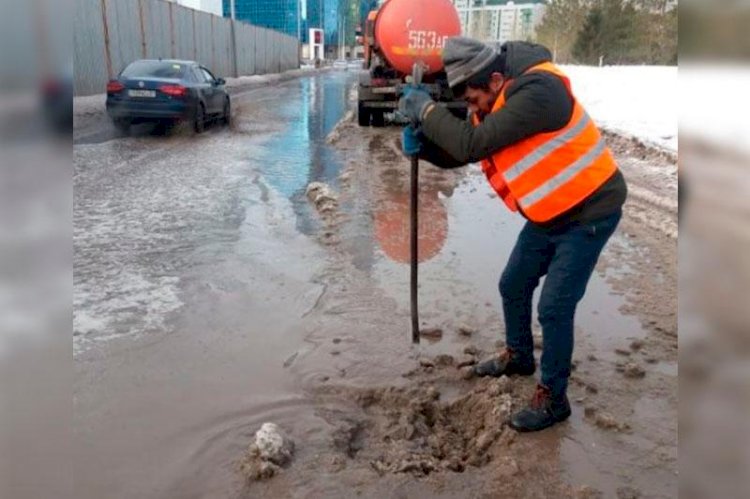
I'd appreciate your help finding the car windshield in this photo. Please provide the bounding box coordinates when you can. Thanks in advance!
[121,61,188,79]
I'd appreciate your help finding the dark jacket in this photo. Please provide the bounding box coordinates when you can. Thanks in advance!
[419,42,627,230]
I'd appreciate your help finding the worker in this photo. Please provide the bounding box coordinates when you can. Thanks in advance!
[398,38,627,432]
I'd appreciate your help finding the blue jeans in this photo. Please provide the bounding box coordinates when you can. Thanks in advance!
[499,210,622,399]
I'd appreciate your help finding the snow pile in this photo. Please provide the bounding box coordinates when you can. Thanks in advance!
[562,65,678,152]
[239,423,295,481]
[305,182,339,214]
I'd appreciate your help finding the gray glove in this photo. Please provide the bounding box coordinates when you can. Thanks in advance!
[398,86,434,125]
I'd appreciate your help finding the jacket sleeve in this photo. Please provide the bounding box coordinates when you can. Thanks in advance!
[419,73,573,165]
[418,134,467,169]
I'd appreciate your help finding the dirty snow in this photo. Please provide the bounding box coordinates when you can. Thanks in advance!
[563,65,678,152]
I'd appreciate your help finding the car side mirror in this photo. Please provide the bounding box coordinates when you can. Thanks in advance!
[215,78,226,86]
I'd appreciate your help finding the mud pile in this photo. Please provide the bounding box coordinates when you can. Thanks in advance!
[356,377,520,476]
[315,355,531,479]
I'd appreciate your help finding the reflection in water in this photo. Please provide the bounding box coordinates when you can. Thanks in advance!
[373,166,460,265]
[250,71,459,269]
[255,73,352,235]
[374,187,448,264]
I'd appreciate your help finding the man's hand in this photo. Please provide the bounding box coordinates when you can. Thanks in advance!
[402,125,422,156]
[398,86,434,125]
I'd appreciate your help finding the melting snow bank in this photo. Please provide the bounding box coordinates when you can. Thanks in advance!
[562,65,678,153]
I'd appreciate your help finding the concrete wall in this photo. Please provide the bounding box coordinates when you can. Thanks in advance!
[74,0,299,95]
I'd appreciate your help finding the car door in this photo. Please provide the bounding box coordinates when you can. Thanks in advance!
[200,67,221,114]
[191,65,211,111]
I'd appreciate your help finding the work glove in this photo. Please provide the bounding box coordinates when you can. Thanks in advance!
[398,86,434,125]
[402,125,422,156]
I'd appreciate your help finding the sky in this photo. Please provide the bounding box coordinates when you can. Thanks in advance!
[175,0,222,16]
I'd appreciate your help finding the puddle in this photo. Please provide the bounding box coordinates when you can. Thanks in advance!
[245,73,353,237]
[313,122,677,496]
[349,170,651,362]
[74,73,357,499]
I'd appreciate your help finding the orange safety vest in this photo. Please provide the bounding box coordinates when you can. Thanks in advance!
[472,62,618,223]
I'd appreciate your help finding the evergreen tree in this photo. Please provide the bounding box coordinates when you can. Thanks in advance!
[573,4,605,64]
[635,0,678,64]
[573,0,642,65]
[536,0,590,64]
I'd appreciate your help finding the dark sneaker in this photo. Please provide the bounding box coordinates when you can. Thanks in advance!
[472,348,536,378]
[509,384,571,433]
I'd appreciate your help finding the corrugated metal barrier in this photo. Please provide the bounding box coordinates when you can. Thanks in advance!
[74,0,299,95]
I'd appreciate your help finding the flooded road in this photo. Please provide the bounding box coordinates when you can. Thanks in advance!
[74,71,677,498]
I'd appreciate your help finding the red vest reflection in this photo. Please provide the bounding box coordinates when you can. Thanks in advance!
[374,187,448,264]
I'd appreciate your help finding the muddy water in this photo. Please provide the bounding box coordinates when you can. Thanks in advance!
[74,72,677,499]
[74,73,356,498]
[293,111,678,497]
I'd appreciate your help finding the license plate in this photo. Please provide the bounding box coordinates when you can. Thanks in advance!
[128,89,156,98]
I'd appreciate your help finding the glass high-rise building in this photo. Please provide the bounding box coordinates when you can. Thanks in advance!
[301,0,340,47]
[306,0,323,32]
[222,1,376,52]
[222,0,301,38]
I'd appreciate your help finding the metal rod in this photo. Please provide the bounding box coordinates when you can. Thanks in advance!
[410,153,420,344]
[408,61,426,345]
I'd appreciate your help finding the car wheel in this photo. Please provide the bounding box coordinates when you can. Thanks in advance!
[113,118,130,134]
[221,98,231,126]
[194,103,205,134]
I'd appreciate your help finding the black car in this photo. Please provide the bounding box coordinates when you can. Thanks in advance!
[106,59,230,133]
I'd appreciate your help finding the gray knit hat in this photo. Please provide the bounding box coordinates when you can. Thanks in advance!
[443,37,499,89]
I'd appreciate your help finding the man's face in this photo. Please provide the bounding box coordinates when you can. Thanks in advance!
[462,72,506,114]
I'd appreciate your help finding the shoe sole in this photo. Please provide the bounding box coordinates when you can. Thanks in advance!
[509,411,571,433]
[471,368,536,378]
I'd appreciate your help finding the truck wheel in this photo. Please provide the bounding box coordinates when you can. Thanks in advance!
[371,110,385,127]
[358,102,371,127]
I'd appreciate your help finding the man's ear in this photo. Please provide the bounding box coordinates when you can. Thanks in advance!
[489,72,505,92]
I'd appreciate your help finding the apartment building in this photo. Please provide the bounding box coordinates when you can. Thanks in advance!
[452,0,546,44]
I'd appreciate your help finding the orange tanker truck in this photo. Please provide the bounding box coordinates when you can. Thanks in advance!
[357,0,466,127]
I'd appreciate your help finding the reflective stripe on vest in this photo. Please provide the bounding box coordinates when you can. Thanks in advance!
[472,62,618,223]
[520,137,607,209]
[503,112,592,184]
